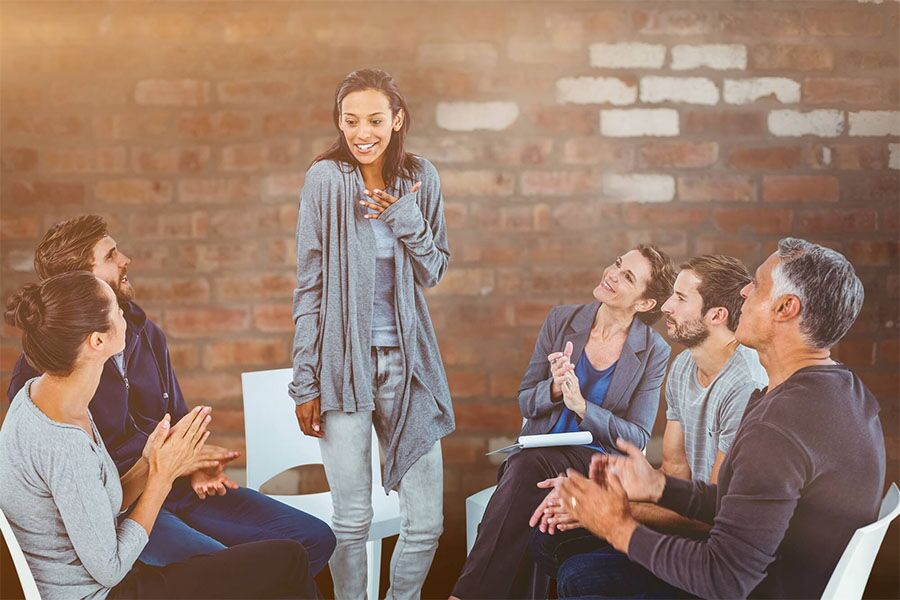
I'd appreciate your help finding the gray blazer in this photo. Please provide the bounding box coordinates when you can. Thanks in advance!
[518,301,671,452]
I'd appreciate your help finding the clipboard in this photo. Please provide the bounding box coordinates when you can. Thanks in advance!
[486,431,593,455]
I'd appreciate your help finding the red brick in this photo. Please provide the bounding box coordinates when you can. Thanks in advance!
[640,142,718,169]
[132,146,211,174]
[43,147,128,173]
[453,399,519,429]
[796,209,877,233]
[265,239,296,268]
[857,371,900,399]
[216,273,296,301]
[520,170,601,197]
[204,339,288,370]
[137,277,211,304]
[263,173,305,199]
[829,144,888,170]
[429,269,495,296]
[623,205,709,227]
[714,208,794,235]
[633,10,716,35]
[489,372,522,398]
[176,241,258,272]
[0,345,21,372]
[5,114,83,136]
[11,181,86,205]
[693,237,761,259]
[804,9,882,37]
[763,176,839,203]
[682,112,764,136]
[679,176,756,203]
[135,79,210,106]
[440,171,515,197]
[878,339,899,367]
[92,114,171,141]
[846,241,899,267]
[178,372,243,407]
[583,9,633,34]
[841,174,899,204]
[221,141,302,172]
[94,179,172,204]
[441,435,486,465]
[723,11,802,36]
[208,408,245,436]
[209,206,293,237]
[0,214,41,239]
[803,78,883,104]
[535,106,596,135]
[178,177,261,204]
[562,140,633,168]
[510,301,557,327]
[728,146,803,170]
[839,48,899,71]
[262,107,333,135]
[395,69,478,99]
[832,339,876,369]
[882,207,899,233]
[129,212,208,240]
[177,111,254,139]
[217,80,298,104]
[166,341,201,371]
[1,147,39,171]
[750,45,834,71]
[253,303,293,333]
[165,308,249,338]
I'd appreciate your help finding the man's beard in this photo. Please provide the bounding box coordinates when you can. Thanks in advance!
[671,318,709,348]
[110,274,135,303]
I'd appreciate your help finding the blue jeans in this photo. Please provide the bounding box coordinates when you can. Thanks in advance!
[529,528,688,599]
[137,486,335,575]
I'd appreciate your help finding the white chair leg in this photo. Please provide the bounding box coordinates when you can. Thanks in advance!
[366,538,381,600]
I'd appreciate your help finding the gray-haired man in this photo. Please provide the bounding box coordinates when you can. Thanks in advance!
[553,238,886,599]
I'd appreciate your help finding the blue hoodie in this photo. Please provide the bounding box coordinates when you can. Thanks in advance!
[7,301,198,509]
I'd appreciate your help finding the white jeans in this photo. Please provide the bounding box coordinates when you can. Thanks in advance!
[319,347,443,600]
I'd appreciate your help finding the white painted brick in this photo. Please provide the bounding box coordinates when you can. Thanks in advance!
[889,143,900,170]
[417,42,498,66]
[724,78,800,105]
[640,76,719,106]
[600,109,679,137]
[671,44,747,70]
[589,43,666,69]
[436,102,519,131]
[767,110,844,137]
[603,174,675,203]
[848,111,900,137]
[556,77,637,105]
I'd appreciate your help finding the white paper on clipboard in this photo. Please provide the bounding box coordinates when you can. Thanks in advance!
[486,431,593,456]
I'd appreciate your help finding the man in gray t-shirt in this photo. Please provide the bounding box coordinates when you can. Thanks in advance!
[659,255,767,487]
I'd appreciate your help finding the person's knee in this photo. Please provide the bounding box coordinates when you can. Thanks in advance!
[331,504,374,538]
[403,507,443,544]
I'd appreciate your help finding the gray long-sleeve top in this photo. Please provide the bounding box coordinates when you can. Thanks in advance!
[0,379,148,600]
[628,365,886,599]
[518,302,670,452]
[289,157,455,491]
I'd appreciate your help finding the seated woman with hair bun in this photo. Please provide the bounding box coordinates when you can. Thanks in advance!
[0,271,318,600]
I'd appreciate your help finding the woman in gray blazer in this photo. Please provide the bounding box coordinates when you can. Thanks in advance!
[453,244,676,599]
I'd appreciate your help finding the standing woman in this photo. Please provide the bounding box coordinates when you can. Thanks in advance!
[291,68,454,599]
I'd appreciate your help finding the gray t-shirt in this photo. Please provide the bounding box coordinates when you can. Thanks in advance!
[369,213,400,347]
[665,345,767,483]
[0,379,147,600]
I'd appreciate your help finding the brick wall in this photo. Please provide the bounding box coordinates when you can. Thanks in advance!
[1,1,898,597]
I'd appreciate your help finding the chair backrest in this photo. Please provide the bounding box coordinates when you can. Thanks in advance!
[241,368,384,492]
[0,505,41,600]
[821,482,900,600]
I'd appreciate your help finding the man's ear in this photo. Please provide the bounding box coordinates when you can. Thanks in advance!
[773,294,802,322]
[706,307,729,327]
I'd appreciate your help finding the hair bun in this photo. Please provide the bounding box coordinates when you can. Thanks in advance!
[4,283,45,330]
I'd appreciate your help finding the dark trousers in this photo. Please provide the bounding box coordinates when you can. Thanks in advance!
[137,486,336,575]
[529,528,688,599]
[453,445,596,599]
[109,539,319,599]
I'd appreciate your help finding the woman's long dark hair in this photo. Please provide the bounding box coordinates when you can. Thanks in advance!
[312,68,420,189]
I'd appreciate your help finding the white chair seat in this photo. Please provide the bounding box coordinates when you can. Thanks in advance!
[242,368,401,600]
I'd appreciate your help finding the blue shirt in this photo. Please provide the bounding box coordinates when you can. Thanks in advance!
[550,351,617,452]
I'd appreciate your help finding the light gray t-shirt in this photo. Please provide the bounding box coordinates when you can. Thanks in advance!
[369,212,400,347]
[0,379,147,600]
[665,345,767,483]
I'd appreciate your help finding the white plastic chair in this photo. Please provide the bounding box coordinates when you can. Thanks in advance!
[242,368,401,600]
[821,482,900,600]
[0,505,41,600]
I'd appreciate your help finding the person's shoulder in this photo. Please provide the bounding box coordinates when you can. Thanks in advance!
[412,155,439,181]
[305,159,349,186]
[671,348,693,372]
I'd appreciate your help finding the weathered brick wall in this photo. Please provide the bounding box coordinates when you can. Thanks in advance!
[1,1,897,596]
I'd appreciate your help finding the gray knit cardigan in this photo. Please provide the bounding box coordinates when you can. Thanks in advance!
[289,157,454,492]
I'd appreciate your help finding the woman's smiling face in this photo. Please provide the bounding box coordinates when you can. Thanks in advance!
[338,88,403,167]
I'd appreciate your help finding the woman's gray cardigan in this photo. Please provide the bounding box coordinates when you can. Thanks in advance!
[518,302,670,452]
[289,158,454,492]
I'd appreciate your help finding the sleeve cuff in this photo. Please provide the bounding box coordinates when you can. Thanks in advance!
[658,475,695,512]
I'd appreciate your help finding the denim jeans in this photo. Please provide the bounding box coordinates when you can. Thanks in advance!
[529,528,687,599]
[137,486,336,576]
[319,347,443,600]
